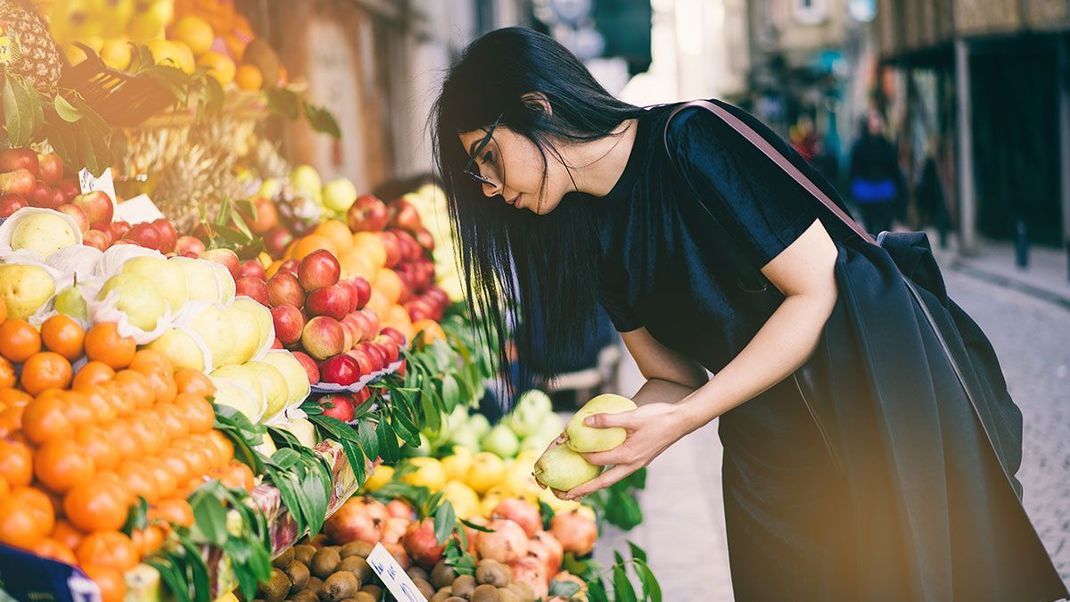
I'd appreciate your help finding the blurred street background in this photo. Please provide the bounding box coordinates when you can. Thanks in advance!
[254,0,1070,597]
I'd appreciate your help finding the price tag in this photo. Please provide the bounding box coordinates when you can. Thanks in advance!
[114,194,164,225]
[366,543,427,602]
[78,167,117,202]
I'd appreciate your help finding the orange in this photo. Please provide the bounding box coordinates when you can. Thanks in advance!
[132,525,165,556]
[169,16,214,56]
[175,393,215,434]
[0,404,24,437]
[0,357,15,388]
[0,298,7,325]
[63,475,130,532]
[84,323,136,369]
[0,388,32,408]
[128,412,167,455]
[0,319,42,362]
[290,234,337,260]
[159,451,193,486]
[144,461,177,501]
[80,389,117,424]
[155,403,190,441]
[0,496,47,549]
[412,319,447,344]
[76,426,121,473]
[11,486,55,538]
[0,439,32,486]
[52,390,93,428]
[129,348,172,376]
[172,439,211,477]
[352,232,388,268]
[112,370,154,409]
[104,420,139,461]
[50,519,84,551]
[40,315,86,361]
[0,474,7,498]
[22,396,74,444]
[206,430,234,465]
[116,460,158,503]
[150,499,194,528]
[73,361,115,390]
[339,249,374,281]
[81,564,127,602]
[33,537,77,564]
[20,352,73,395]
[34,439,95,493]
[98,382,134,418]
[174,368,214,397]
[235,63,263,90]
[373,269,404,304]
[314,220,354,253]
[76,531,139,572]
[220,461,256,492]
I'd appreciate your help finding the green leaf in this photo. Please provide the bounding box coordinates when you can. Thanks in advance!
[179,540,212,602]
[53,95,82,123]
[304,103,341,138]
[612,562,638,602]
[458,518,494,533]
[636,559,663,602]
[356,419,379,461]
[189,490,228,546]
[419,382,442,434]
[538,500,555,531]
[433,501,456,544]
[588,578,609,602]
[146,557,191,602]
[627,542,648,564]
[604,492,644,531]
[3,76,35,147]
[376,417,400,463]
[441,374,461,409]
[266,87,301,120]
[121,497,149,535]
[549,580,582,597]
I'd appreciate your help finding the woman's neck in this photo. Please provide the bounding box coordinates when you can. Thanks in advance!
[566,119,639,197]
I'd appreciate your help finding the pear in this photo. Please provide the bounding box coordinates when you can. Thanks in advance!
[232,297,274,351]
[259,350,311,409]
[211,377,265,422]
[190,303,234,369]
[565,394,636,453]
[53,285,88,322]
[146,328,206,371]
[533,444,602,491]
[246,360,289,420]
[97,273,167,331]
[212,364,265,411]
[278,417,318,447]
[10,212,79,259]
[171,257,222,302]
[0,264,56,319]
[124,256,188,313]
[322,178,358,213]
[221,302,259,366]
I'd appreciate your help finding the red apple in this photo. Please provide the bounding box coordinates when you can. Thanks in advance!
[351,277,371,309]
[236,277,269,305]
[247,196,278,235]
[373,335,400,363]
[56,204,89,234]
[83,229,111,250]
[306,284,351,320]
[152,218,177,253]
[360,308,380,338]
[107,221,131,242]
[380,327,407,348]
[264,226,293,258]
[0,149,38,176]
[71,191,114,226]
[346,347,376,376]
[301,316,346,360]
[202,248,240,278]
[414,228,435,251]
[341,313,365,344]
[0,168,36,197]
[298,250,341,292]
[353,387,372,407]
[267,272,305,308]
[407,299,434,322]
[29,182,60,209]
[37,153,63,184]
[356,342,386,372]
[292,351,319,385]
[279,258,299,276]
[271,305,305,344]
[239,259,266,280]
[271,338,283,349]
[346,194,390,232]
[176,235,205,256]
[319,355,361,387]
[337,279,361,313]
[56,179,79,202]
[0,194,27,218]
[395,231,421,262]
[318,393,356,422]
[128,222,161,250]
[389,199,423,233]
[380,232,402,268]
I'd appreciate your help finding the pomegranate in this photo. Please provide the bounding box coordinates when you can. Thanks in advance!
[363,499,389,525]
[509,556,550,599]
[383,542,411,569]
[382,516,410,545]
[477,519,529,564]
[550,510,597,556]
[387,499,415,520]
[402,518,446,568]
[324,500,382,544]
[492,498,541,537]
[528,530,564,575]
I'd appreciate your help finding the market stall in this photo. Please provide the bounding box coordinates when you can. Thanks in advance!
[0,2,661,601]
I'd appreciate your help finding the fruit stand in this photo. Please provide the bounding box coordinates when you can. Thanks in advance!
[0,2,662,602]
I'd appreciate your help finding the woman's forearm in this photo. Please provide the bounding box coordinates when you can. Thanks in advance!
[676,291,836,433]
[631,378,702,407]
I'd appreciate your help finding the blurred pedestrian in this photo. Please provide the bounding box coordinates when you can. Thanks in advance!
[847,109,904,235]
[915,137,952,249]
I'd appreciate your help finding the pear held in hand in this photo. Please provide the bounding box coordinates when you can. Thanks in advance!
[533,441,602,491]
[565,394,637,453]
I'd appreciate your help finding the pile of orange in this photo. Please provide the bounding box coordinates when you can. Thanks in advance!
[0,311,256,601]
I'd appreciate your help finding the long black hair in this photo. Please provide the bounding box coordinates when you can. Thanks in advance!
[431,27,643,397]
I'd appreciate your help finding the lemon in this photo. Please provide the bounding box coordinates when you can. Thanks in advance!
[441,448,473,481]
[169,16,214,56]
[400,457,447,491]
[197,51,236,86]
[363,464,394,492]
[465,452,506,494]
[442,481,480,520]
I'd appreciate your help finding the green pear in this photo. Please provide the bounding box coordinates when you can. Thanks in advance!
[232,297,273,352]
[53,285,88,322]
[97,273,167,331]
[124,256,188,312]
[533,444,602,491]
[220,302,259,366]
[401,433,432,458]
[171,257,221,302]
[259,350,311,408]
[214,263,236,304]
[190,304,234,369]
[211,377,265,422]
[146,328,205,371]
[10,212,79,259]
[0,264,56,319]
[278,417,318,448]
[565,394,637,453]
[211,364,265,410]
[481,424,520,458]
[449,426,481,452]
[246,360,288,420]
[290,165,323,204]
[467,413,491,437]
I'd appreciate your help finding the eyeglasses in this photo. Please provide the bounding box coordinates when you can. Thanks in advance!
[462,112,504,187]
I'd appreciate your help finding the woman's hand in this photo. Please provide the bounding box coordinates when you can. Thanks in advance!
[562,402,696,499]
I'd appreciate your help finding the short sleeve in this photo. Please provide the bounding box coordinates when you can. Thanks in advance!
[597,264,642,333]
[667,104,821,268]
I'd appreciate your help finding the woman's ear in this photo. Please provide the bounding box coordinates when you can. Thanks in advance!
[521,92,552,116]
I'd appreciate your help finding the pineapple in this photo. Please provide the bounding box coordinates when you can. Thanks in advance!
[0,0,62,93]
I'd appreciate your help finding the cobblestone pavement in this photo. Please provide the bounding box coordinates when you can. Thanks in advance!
[598,269,1070,600]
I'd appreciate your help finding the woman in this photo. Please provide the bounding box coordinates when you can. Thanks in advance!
[431,28,1066,600]
[847,110,905,235]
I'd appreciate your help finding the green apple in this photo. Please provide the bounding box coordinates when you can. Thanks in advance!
[170,257,221,303]
[146,328,205,372]
[9,212,79,259]
[258,177,282,199]
[259,350,311,408]
[97,273,167,331]
[232,297,273,352]
[449,426,481,452]
[211,377,265,422]
[290,165,323,204]
[480,424,520,458]
[565,394,637,453]
[245,360,288,420]
[322,178,357,213]
[189,303,234,369]
[53,285,88,322]
[467,413,491,438]
[533,444,602,491]
[211,364,265,411]
[0,264,56,320]
[220,302,259,366]
[123,255,188,313]
[278,417,318,447]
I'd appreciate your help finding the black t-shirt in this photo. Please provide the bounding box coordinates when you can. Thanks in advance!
[590,100,847,372]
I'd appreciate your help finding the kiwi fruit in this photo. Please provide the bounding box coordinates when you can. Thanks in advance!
[291,592,319,602]
[351,593,377,602]
[445,598,468,602]
[340,541,375,559]
[406,566,430,582]
[311,547,342,579]
[359,584,383,599]
[471,584,502,602]
[413,578,435,599]
[308,533,329,548]
[283,561,309,592]
[452,574,477,597]
[475,563,510,588]
[431,561,457,590]
[497,586,521,602]
[272,547,295,568]
[338,556,373,582]
[321,571,361,601]
[509,582,533,601]
[293,544,316,566]
[429,592,453,602]
[255,568,291,602]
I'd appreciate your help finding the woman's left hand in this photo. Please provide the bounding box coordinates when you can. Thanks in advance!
[562,402,695,499]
